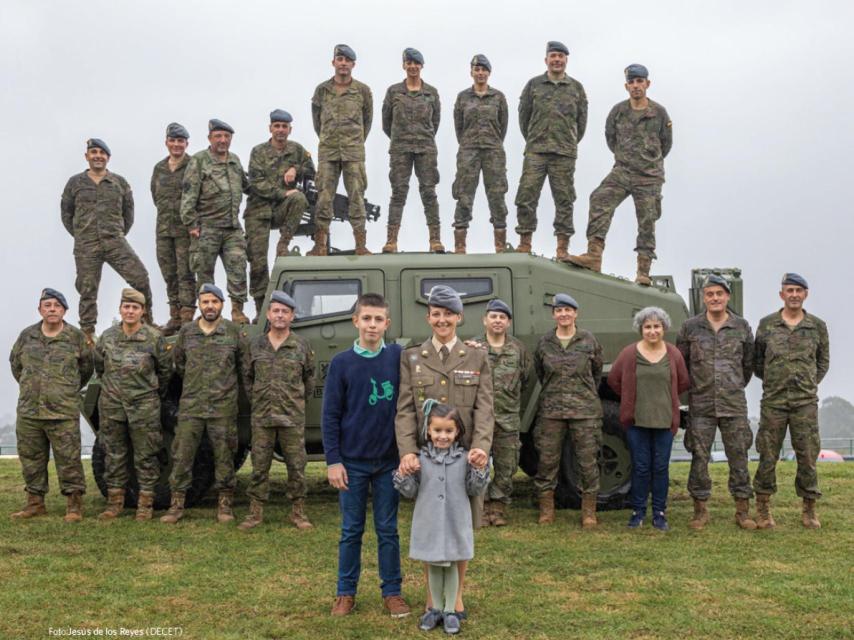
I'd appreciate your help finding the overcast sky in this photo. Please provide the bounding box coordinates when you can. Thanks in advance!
[1,0,851,416]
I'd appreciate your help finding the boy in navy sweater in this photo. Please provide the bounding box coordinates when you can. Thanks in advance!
[323,293,411,619]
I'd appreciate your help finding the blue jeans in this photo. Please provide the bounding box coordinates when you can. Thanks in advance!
[627,426,674,514]
[337,457,402,597]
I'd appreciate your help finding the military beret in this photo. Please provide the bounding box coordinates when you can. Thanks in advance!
[270,290,297,309]
[624,64,649,81]
[546,41,569,55]
[269,109,293,123]
[198,283,224,301]
[165,122,189,139]
[86,138,111,156]
[702,274,731,293]
[121,288,146,306]
[427,285,463,314]
[782,272,809,289]
[551,293,579,309]
[470,54,492,72]
[334,44,356,61]
[486,298,512,319]
[208,118,234,134]
[40,287,68,310]
[403,48,424,65]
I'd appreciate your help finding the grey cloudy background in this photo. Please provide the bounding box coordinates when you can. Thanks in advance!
[1,0,851,417]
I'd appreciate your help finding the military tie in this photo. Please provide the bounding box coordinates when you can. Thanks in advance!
[439,345,449,363]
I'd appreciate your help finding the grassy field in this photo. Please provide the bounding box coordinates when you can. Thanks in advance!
[0,460,852,640]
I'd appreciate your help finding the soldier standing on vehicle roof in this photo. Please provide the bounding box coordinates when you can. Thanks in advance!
[151,122,196,336]
[160,284,248,525]
[381,48,443,254]
[61,138,155,345]
[568,64,672,286]
[676,275,757,531]
[244,109,315,322]
[180,119,251,324]
[309,44,373,256]
[514,41,588,261]
[451,54,510,255]
[752,273,829,529]
[9,288,93,523]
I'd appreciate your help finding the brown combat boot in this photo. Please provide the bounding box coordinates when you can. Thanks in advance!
[491,501,508,527]
[98,488,125,521]
[688,498,710,530]
[179,307,195,325]
[217,490,235,524]
[754,493,776,529]
[802,498,821,529]
[567,238,605,272]
[238,499,264,531]
[635,254,653,286]
[354,229,372,255]
[160,491,185,524]
[735,498,757,530]
[63,492,83,523]
[162,304,182,337]
[11,493,47,519]
[253,297,265,325]
[538,490,555,525]
[289,499,314,530]
[555,234,571,262]
[493,228,507,253]
[231,300,250,324]
[516,232,533,253]
[276,232,294,257]
[82,327,96,348]
[135,490,155,522]
[581,493,598,529]
[428,225,445,253]
[382,225,400,253]
[481,500,495,526]
[307,228,329,256]
[454,228,467,254]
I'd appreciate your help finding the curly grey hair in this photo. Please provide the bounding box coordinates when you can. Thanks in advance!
[632,306,672,333]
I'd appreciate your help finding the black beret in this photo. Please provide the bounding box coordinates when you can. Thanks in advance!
[427,285,463,314]
[198,283,224,301]
[782,273,808,289]
[546,41,569,55]
[702,274,731,293]
[86,138,111,156]
[269,109,293,123]
[270,290,297,309]
[165,122,189,139]
[470,54,491,72]
[208,119,234,134]
[403,48,424,65]
[334,44,356,61]
[624,64,649,81]
[486,298,512,318]
[40,288,68,310]
[551,293,579,309]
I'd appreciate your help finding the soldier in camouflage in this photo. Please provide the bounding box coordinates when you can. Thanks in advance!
[309,44,373,256]
[239,291,316,531]
[244,109,315,320]
[10,288,93,522]
[676,274,757,530]
[94,288,172,521]
[61,138,154,344]
[533,293,603,528]
[160,284,248,525]
[568,64,673,286]
[451,54,509,255]
[381,48,443,254]
[752,273,829,529]
[151,122,196,335]
[180,119,251,324]
[514,41,587,261]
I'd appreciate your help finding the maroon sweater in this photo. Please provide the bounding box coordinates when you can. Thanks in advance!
[607,342,690,434]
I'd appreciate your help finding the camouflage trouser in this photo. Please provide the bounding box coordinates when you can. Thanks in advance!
[514,152,576,235]
[685,415,754,500]
[189,226,247,303]
[452,147,508,230]
[74,239,152,331]
[156,231,196,309]
[586,169,663,259]
[487,427,520,503]
[169,417,238,493]
[99,394,163,491]
[246,423,307,503]
[15,416,86,496]
[387,151,440,227]
[534,417,602,495]
[753,402,821,499]
[315,160,366,232]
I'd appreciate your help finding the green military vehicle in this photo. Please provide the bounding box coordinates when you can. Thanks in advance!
[82,252,742,511]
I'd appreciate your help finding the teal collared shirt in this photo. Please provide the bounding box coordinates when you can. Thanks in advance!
[353,339,386,358]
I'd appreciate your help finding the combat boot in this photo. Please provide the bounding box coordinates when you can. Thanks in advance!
[493,228,507,253]
[581,493,598,529]
[98,488,125,521]
[555,234,571,262]
[754,493,776,529]
[567,238,605,272]
[481,500,495,526]
[238,499,264,531]
[289,499,314,530]
[635,255,653,286]
[160,491,185,524]
[537,490,555,525]
[82,326,96,348]
[354,229,372,255]
[11,493,46,519]
[428,225,445,253]
[231,300,250,324]
[491,501,508,527]
[63,492,83,523]
[454,228,467,254]
[217,490,235,524]
[382,225,400,253]
[162,304,182,337]
[179,307,195,325]
[688,498,710,530]
[307,228,328,256]
[802,498,821,529]
[276,232,294,257]
[253,297,265,325]
[516,232,533,253]
[735,498,757,530]
[135,490,155,522]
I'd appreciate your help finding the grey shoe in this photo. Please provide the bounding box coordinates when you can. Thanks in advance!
[419,608,443,631]
[443,612,461,635]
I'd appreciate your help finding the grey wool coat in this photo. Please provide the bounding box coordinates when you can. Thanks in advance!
[394,443,489,563]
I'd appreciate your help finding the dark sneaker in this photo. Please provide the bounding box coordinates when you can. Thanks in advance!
[419,608,443,631]
[383,594,411,618]
[627,510,645,528]
[653,511,670,532]
[331,595,355,616]
[443,612,461,635]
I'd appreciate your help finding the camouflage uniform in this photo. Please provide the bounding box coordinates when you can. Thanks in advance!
[61,172,153,331]
[585,100,672,258]
[10,322,93,496]
[753,310,830,499]
[533,329,603,495]
[452,87,509,229]
[95,324,171,491]
[381,81,441,227]
[151,156,196,310]
[245,332,315,503]
[676,313,755,500]
[180,148,249,303]
[244,140,315,299]
[311,78,373,232]
[169,319,248,493]
[515,73,588,236]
